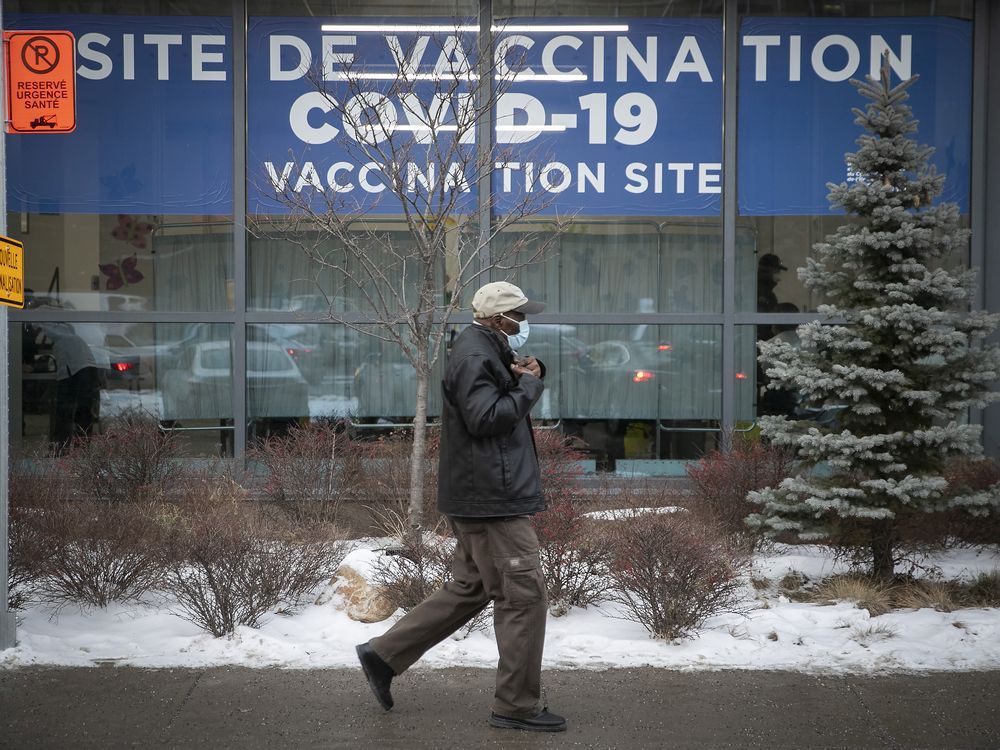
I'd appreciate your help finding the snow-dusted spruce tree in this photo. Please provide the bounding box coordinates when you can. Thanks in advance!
[749,58,1000,581]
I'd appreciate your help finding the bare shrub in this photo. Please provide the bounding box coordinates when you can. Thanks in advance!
[370,522,490,636]
[61,409,183,503]
[7,453,73,609]
[606,511,749,640]
[10,449,73,506]
[161,478,349,637]
[883,457,1000,550]
[945,456,1000,494]
[941,457,1000,545]
[248,420,364,524]
[530,432,614,615]
[608,473,683,510]
[357,432,440,536]
[7,506,52,610]
[532,498,615,617]
[686,434,796,553]
[810,575,894,616]
[32,500,165,608]
[534,429,588,503]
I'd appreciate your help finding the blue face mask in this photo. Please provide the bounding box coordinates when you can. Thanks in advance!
[500,314,530,351]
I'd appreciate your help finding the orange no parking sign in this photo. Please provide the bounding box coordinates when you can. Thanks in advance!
[3,30,76,134]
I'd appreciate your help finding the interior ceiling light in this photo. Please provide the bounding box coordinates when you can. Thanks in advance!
[320,24,630,33]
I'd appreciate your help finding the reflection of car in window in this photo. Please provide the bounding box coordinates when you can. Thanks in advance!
[161,341,309,421]
[523,325,675,420]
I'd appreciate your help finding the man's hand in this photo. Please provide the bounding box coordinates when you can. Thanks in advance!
[512,356,542,378]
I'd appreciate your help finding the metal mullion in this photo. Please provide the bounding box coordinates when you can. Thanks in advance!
[245,312,478,325]
[525,314,727,325]
[0,2,15,651]
[734,313,842,325]
[477,0,493,282]
[970,0,989,440]
[232,0,248,461]
[245,312,731,325]
[721,0,739,444]
[10,311,237,324]
[982,0,1000,455]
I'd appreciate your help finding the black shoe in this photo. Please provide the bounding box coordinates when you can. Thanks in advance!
[356,642,394,710]
[489,710,567,732]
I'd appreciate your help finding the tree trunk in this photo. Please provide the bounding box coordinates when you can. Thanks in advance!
[870,518,895,583]
[407,364,430,545]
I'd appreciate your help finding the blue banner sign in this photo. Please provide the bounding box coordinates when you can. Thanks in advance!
[5,15,972,217]
[738,17,971,215]
[247,17,724,216]
[5,14,233,216]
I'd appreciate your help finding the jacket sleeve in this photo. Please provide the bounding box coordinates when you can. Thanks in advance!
[449,354,544,438]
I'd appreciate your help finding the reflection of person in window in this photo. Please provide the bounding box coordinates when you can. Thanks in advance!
[756,253,788,312]
[670,258,699,312]
[631,297,656,342]
[39,322,103,450]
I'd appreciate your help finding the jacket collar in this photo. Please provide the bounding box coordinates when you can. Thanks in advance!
[470,321,514,364]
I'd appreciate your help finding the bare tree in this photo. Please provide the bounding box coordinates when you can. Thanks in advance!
[254,24,570,541]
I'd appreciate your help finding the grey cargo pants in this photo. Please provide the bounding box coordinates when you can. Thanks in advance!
[369,516,547,719]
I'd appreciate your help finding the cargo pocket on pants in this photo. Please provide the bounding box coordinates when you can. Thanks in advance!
[498,553,544,608]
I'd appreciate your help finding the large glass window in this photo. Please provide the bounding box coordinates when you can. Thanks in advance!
[509,219,724,314]
[6,0,984,468]
[8,216,233,313]
[15,319,233,456]
[524,324,721,469]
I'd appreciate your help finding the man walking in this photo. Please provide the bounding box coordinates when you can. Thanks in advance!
[356,281,565,733]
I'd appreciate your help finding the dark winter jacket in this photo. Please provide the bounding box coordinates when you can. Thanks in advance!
[437,323,546,518]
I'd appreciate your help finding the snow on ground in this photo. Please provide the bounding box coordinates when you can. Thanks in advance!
[582,507,685,520]
[3,543,999,673]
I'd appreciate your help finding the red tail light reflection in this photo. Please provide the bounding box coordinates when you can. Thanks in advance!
[112,362,135,372]
[632,370,655,383]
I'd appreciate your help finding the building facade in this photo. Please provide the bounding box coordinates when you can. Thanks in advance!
[4,0,999,473]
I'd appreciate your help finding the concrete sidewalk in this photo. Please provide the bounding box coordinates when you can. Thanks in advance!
[2,667,999,749]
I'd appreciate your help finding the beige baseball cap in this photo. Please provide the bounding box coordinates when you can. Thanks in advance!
[471,281,545,318]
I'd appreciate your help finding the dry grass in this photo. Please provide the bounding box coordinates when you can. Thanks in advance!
[963,570,1000,608]
[807,572,1000,615]
[810,575,894,616]
[779,571,807,592]
[893,580,958,612]
[851,622,898,647]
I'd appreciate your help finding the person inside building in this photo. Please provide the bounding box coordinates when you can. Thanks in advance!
[355,281,566,733]
[756,252,788,312]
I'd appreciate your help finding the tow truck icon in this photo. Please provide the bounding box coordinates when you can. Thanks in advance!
[30,115,57,129]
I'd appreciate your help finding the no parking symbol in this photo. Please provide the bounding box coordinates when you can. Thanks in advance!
[3,30,76,133]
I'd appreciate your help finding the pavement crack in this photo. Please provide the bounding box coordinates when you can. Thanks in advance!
[164,670,206,733]
[844,679,902,750]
